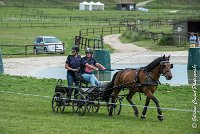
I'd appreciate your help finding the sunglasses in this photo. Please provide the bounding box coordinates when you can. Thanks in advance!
[86,52,91,54]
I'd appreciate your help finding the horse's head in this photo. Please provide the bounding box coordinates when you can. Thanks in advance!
[160,55,173,80]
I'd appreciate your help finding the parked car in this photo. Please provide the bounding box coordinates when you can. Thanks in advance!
[33,36,65,54]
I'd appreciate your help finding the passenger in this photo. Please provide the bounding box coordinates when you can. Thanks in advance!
[79,48,106,87]
[65,46,81,98]
[189,32,197,47]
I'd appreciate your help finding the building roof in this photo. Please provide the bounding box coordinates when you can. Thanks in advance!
[115,0,136,4]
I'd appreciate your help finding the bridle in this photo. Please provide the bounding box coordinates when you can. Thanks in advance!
[159,61,173,76]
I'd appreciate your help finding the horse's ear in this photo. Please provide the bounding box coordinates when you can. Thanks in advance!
[165,55,170,61]
[163,55,165,59]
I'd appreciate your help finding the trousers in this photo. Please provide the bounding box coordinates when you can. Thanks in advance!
[67,72,79,97]
[81,73,101,87]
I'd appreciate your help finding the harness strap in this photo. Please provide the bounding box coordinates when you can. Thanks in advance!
[134,68,143,101]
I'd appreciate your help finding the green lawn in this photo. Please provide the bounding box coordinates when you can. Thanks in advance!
[0,74,199,134]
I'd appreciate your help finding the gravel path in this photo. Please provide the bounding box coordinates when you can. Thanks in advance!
[3,34,188,77]
[104,34,188,64]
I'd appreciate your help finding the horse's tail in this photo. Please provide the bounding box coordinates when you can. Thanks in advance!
[103,71,119,102]
[106,71,119,90]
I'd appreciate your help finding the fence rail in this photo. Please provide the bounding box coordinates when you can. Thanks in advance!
[0,44,65,56]
[80,25,127,36]
[127,24,172,42]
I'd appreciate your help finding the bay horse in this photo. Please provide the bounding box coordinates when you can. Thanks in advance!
[108,55,173,121]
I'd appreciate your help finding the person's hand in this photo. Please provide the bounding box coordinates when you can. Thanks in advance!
[102,67,106,70]
[94,68,99,71]
[72,69,77,72]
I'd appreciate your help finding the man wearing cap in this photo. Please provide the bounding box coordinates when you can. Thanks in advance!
[65,46,81,98]
[79,48,106,87]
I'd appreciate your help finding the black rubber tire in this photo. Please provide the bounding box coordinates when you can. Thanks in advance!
[107,97,122,115]
[52,93,65,113]
[44,47,48,52]
[72,93,87,116]
[87,103,100,113]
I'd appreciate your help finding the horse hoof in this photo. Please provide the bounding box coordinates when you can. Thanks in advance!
[158,114,164,121]
[141,114,146,119]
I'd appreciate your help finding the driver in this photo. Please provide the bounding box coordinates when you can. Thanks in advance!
[79,48,106,87]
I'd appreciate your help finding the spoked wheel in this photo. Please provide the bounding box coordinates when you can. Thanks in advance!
[72,93,87,116]
[52,93,65,113]
[87,102,100,113]
[107,97,122,115]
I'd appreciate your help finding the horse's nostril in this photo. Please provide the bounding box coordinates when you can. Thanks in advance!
[166,76,172,80]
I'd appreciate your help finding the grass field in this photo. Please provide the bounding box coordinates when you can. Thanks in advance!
[0,74,199,134]
[0,1,200,133]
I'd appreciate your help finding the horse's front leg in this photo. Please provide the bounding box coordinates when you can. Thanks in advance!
[152,96,163,121]
[126,90,139,117]
[145,90,163,121]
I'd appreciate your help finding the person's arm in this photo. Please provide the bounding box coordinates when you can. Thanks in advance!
[65,56,77,71]
[65,63,77,71]
[96,63,106,70]
[85,63,98,71]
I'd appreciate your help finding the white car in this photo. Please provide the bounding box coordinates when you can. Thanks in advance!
[33,36,65,53]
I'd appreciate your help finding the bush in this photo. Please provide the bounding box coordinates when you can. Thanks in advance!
[158,35,174,46]
[121,32,146,43]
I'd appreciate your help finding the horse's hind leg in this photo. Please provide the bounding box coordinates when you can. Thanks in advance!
[109,89,121,116]
[126,90,139,117]
[141,96,150,119]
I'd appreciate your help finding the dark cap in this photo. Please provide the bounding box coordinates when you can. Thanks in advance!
[72,46,79,52]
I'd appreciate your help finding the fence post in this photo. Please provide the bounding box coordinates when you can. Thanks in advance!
[101,35,103,49]
[0,49,4,74]
[86,28,88,36]
[25,45,27,55]
[88,39,90,48]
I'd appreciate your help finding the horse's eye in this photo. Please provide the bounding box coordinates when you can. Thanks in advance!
[170,64,173,69]
[162,64,166,68]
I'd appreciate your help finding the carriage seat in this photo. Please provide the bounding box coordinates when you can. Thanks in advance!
[87,82,112,93]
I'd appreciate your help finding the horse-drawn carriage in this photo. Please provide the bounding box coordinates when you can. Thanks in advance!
[52,55,173,121]
[51,74,123,116]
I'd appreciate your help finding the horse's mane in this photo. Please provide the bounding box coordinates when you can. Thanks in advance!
[144,56,168,71]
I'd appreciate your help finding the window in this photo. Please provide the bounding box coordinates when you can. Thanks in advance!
[36,38,43,43]
[44,38,60,43]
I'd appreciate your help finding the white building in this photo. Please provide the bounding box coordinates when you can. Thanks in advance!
[79,1,104,11]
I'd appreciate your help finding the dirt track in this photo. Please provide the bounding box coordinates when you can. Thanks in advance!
[3,34,188,77]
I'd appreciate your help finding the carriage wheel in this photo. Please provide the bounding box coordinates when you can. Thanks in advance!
[72,93,87,116]
[87,102,100,113]
[52,93,65,113]
[107,97,122,115]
